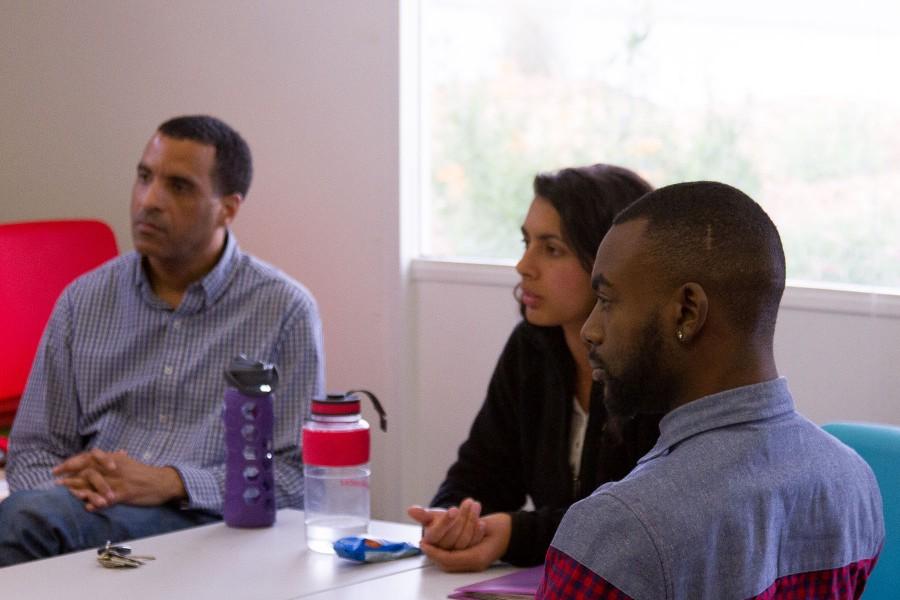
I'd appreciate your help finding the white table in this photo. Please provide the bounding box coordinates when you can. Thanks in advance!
[304,563,520,599]
[0,508,520,599]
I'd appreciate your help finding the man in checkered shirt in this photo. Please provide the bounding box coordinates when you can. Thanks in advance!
[0,115,324,566]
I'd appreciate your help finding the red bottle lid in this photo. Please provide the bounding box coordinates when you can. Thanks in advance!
[310,396,361,417]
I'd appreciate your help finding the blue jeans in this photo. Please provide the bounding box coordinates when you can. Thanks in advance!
[0,486,220,567]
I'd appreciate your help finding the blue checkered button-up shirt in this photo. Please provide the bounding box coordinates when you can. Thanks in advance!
[543,378,884,599]
[7,232,325,513]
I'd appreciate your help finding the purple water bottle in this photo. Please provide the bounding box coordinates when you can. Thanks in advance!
[223,355,279,528]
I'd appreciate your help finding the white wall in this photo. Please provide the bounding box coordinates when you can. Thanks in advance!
[2,1,898,525]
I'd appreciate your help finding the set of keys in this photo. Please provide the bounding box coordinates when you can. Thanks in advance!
[96,540,156,569]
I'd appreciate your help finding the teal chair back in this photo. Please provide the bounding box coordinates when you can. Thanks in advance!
[823,422,900,599]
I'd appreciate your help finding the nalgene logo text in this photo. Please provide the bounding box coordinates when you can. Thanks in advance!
[340,479,369,489]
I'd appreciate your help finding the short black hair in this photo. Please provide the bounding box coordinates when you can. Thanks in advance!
[614,181,786,338]
[534,164,653,272]
[157,115,252,198]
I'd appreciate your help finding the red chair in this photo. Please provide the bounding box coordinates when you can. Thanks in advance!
[0,220,118,430]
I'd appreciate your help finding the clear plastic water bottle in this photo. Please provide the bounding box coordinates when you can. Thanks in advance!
[302,390,386,554]
[222,355,279,528]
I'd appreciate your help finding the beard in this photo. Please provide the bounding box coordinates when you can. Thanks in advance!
[602,315,676,422]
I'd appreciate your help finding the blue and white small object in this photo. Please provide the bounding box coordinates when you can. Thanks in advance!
[333,536,422,562]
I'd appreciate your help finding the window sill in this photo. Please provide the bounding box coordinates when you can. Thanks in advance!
[410,258,900,319]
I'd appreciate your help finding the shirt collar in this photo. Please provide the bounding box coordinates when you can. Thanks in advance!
[638,377,794,465]
[196,230,239,305]
[132,230,241,311]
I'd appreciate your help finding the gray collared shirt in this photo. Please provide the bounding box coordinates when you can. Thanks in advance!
[550,378,884,599]
[8,233,325,513]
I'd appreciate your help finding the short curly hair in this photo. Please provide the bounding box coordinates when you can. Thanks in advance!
[614,181,786,338]
[158,115,252,198]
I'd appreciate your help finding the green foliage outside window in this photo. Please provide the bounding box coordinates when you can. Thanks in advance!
[422,0,900,289]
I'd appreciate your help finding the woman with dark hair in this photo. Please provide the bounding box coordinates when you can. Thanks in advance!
[408,164,662,572]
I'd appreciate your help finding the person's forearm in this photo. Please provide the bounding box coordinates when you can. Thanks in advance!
[158,466,187,503]
[6,450,61,492]
[168,463,225,512]
[503,506,566,566]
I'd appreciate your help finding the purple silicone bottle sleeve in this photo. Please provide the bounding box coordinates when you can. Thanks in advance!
[223,388,276,527]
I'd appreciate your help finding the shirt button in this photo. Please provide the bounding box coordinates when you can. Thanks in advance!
[163,365,174,375]
[159,414,169,424]
[172,321,182,330]
[142,451,152,461]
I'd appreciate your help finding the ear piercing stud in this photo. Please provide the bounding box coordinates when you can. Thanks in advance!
[676,329,685,342]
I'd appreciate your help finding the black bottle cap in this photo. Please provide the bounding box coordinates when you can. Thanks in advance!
[224,354,279,397]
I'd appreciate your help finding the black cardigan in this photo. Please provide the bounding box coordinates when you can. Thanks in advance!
[431,321,661,566]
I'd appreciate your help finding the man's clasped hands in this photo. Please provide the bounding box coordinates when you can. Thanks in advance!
[52,448,185,511]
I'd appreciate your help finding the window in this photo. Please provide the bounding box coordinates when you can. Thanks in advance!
[418,0,900,290]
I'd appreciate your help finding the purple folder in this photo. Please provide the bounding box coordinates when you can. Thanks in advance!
[448,565,544,599]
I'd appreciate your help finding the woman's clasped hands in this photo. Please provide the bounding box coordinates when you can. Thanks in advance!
[407,498,512,572]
